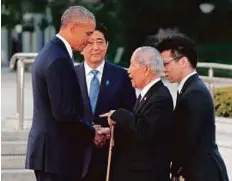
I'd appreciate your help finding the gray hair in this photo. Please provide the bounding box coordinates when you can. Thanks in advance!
[61,6,95,27]
[132,46,164,74]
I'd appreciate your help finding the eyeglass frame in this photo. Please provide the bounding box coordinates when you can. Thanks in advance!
[163,56,184,67]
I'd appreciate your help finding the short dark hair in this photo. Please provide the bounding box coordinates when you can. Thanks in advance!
[156,35,198,68]
[95,23,109,42]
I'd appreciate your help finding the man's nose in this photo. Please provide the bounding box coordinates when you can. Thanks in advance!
[92,42,99,50]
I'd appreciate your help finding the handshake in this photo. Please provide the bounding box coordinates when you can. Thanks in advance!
[93,125,111,147]
[92,110,116,147]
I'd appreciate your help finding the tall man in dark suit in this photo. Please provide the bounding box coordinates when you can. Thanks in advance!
[156,36,229,181]
[75,24,136,181]
[102,46,174,181]
[25,6,107,181]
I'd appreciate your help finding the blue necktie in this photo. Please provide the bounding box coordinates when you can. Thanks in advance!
[89,70,100,113]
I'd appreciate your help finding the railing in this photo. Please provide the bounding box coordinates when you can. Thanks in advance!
[198,62,232,96]
[9,53,38,129]
[9,53,38,70]
[9,53,232,129]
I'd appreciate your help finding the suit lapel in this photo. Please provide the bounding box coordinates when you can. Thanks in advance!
[135,80,163,113]
[175,74,198,108]
[95,62,112,115]
[179,74,199,97]
[76,62,93,118]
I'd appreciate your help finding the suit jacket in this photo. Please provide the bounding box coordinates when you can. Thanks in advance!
[75,62,136,179]
[25,37,95,179]
[171,74,229,181]
[110,80,173,181]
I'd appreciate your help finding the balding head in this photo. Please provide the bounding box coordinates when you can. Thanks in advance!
[132,46,164,74]
[128,46,164,89]
[60,6,95,28]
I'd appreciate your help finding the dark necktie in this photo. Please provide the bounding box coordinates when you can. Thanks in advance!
[176,91,181,104]
[134,94,142,110]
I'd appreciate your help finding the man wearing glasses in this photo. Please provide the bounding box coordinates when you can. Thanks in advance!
[156,36,229,181]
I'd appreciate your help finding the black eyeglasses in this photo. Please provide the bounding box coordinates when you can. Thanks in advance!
[163,56,183,67]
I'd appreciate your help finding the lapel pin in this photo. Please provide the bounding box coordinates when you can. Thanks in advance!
[106,80,110,86]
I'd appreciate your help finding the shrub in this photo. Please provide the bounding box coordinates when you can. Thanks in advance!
[214,87,232,118]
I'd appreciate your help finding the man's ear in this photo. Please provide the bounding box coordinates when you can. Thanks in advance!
[144,65,151,77]
[180,56,189,68]
[70,23,76,33]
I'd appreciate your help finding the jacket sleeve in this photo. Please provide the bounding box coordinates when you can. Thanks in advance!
[111,96,173,142]
[45,58,95,143]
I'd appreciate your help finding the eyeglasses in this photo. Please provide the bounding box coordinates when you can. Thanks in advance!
[163,56,183,67]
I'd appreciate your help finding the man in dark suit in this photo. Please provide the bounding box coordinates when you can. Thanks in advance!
[101,46,173,181]
[156,36,229,181]
[25,6,107,181]
[75,24,136,181]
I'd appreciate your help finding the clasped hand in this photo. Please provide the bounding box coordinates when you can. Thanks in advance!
[93,125,110,147]
[93,110,116,147]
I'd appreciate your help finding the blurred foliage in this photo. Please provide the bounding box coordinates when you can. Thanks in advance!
[1,0,21,28]
[2,0,232,66]
[2,0,47,28]
[197,44,232,65]
[214,87,232,118]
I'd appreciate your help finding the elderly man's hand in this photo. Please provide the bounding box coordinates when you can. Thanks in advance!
[99,110,116,126]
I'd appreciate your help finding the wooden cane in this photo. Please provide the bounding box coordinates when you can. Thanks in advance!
[106,125,115,181]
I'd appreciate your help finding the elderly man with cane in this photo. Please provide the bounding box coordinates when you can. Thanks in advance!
[101,46,173,181]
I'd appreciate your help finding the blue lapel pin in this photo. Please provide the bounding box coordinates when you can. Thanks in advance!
[106,80,110,86]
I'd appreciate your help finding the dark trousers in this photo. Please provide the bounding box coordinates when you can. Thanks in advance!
[82,161,106,181]
[82,147,109,181]
[34,171,79,181]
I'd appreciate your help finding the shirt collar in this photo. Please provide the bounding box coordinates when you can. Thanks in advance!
[56,34,73,59]
[178,71,197,93]
[140,77,161,98]
[84,60,105,76]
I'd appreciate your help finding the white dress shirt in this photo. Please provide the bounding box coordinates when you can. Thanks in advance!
[84,61,105,95]
[56,34,73,59]
[177,71,197,93]
[140,78,161,100]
